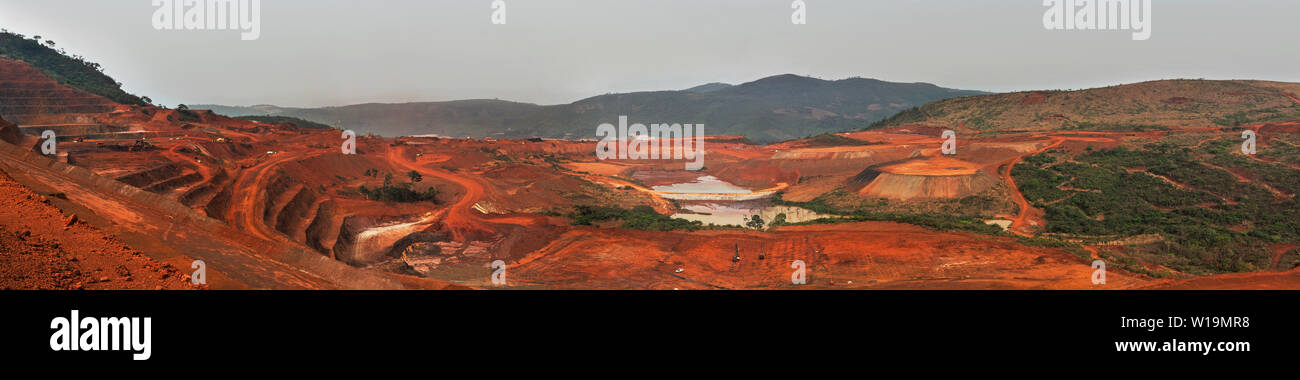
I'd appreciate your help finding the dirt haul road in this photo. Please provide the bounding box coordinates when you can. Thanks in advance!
[385,145,542,242]
[228,149,329,245]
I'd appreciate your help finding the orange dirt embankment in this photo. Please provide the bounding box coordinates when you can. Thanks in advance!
[0,167,197,290]
[1145,267,1300,290]
[503,221,1148,290]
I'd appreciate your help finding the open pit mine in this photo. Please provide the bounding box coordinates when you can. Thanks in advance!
[3,52,1300,290]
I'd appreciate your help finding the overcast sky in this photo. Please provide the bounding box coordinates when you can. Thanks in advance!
[2,0,1298,108]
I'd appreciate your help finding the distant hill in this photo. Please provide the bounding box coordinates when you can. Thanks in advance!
[195,75,986,143]
[870,79,1300,132]
[235,115,333,130]
[684,82,732,93]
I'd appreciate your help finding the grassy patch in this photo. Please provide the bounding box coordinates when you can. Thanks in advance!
[566,205,704,232]
[771,192,1003,235]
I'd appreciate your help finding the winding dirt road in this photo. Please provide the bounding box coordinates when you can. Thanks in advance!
[385,145,540,241]
[998,138,1065,236]
[229,150,328,244]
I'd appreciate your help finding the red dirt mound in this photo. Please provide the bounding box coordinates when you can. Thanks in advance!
[855,157,997,200]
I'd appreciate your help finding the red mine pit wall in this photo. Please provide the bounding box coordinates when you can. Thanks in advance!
[857,170,999,201]
[0,58,119,124]
[0,140,409,289]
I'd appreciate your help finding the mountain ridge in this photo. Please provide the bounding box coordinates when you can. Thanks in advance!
[869,79,1300,132]
[194,74,989,143]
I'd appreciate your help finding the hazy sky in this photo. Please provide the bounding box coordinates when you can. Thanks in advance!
[2,0,1298,108]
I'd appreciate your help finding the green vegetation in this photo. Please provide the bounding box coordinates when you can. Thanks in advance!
[769,213,788,227]
[802,133,881,147]
[1063,121,1171,132]
[1011,141,1299,273]
[358,173,438,203]
[867,106,928,129]
[1258,137,1300,167]
[236,115,333,129]
[867,80,1300,134]
[566,205,703,232]
[1212,109,1300,127]
[770,192,1003,235]
[0,31,147,105]
[1212,112,1252,127]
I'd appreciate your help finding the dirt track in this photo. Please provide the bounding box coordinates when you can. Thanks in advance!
[385,145,542,241]
[998,138,1063,236]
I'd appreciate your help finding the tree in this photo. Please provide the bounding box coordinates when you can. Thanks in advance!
[770,213,788,227]
[746,214,766,230]
[383,172,393,187]
[177,104,189,111]
[407,170,422,183]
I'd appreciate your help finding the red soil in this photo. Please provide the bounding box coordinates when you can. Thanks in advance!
[0,167,198,290]
[506,221,1145,289]
[0,115,18,145]
[1147,268,1300,290]
[876,156,981,176]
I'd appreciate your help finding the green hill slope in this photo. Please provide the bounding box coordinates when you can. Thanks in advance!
[0,31,146,106]
[870,79,1300,132]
